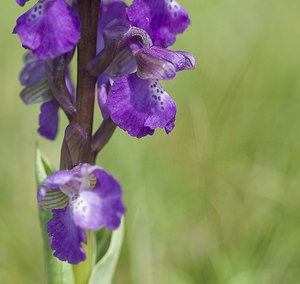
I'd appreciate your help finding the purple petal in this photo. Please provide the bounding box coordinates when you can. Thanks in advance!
[44,169,79,189]
[37,185,48,204]
[107,73,177,138]
[13,0,80,60]
[97,0,129,52]
[38,99,59,140]
[78,163,100,178]
[97,74,112,119]
[72,168,125,230]
[135,47,195,75]
[47,206,87,264]
[65,68,75,97]
[16,0,30,7]
[177,51,196,70]
[19,52,45,86]
[92,168,125,230]
[134,47,178,80]
[98,81,111,120]
[137,46,191,72]
[44,163,99,190]
[128,0,190,48]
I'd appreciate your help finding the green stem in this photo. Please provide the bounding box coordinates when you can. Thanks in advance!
[73,230,96,284]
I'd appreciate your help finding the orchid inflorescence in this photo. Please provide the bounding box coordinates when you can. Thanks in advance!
[14,0,194,269]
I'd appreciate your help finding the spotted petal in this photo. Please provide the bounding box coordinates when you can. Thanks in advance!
[107,73,176,138]
[128,0,190,48]
[72,168,125,231]
[13,0,80,60]
[44,164,125,230]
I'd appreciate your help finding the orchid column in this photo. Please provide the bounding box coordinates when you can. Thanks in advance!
[13,0,195,283]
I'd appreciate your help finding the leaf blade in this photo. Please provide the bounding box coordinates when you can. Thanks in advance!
[35,146,75,284]
[88,219,125,284]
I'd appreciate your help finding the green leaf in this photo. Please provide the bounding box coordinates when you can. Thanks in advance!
[88,219,125,284]
[35,145,56,186]
[95,229,112,263]
[35,146,75,284]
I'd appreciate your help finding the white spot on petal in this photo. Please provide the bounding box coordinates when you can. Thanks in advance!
[165,0,180,18]
[148,80,167,112]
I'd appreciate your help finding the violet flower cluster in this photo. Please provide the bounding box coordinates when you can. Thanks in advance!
[14,0,195,265]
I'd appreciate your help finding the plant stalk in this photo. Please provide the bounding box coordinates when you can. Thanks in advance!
[76,0,100,164]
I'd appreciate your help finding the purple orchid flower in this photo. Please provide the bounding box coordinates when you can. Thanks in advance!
[38,163,125,264]
[13,0,80,60]
[95,0,195,138]
[106,47,194,138]
[20,52,74,140]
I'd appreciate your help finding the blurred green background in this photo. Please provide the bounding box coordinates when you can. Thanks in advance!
[1,0,300,283]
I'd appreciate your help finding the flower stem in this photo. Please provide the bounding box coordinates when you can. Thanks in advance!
[70,0,100,282]
[92,119,117,157]
[76,0,100,164]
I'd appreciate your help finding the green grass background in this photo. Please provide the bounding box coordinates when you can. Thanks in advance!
[1,0,300,283]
